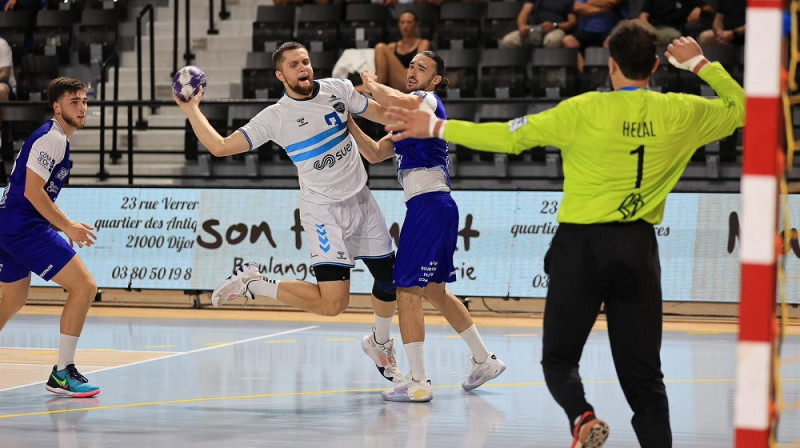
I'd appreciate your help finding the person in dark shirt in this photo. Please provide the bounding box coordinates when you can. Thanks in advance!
[639,0,712,45]
[501,0,578,48]
[698,0,745,45]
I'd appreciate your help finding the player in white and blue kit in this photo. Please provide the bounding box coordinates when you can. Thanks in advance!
[175,42,405,383]
[348,51,506,402]
[0,77,100,397]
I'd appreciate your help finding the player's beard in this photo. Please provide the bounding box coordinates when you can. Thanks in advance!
[61,111,86,129]
[288,75,315,97]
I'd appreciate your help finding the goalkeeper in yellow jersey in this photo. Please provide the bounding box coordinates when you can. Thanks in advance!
[382,20,744,448]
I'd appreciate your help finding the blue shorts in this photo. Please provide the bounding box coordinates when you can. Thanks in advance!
[394,192,458,288]
[0,225,75,282]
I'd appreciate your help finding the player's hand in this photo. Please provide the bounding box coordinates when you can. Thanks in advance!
[65,222,97,248]
[665,36,709,73]
[384,106,438,141]
[360,70,378,92]
[172,85,204,111]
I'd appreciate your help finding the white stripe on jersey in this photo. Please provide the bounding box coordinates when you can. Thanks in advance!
[239,78,370,204]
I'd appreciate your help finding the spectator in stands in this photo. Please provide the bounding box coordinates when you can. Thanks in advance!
[0,0,44,11]
[501,0,577,49]
[0,37,17,145]
[374,11,431,92]
[639,0,713,46]
[698,0,745,46]
[563,0,622,72]
[273,0,331,5]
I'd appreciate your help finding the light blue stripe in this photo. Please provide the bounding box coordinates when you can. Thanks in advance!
[353,95,369,115]
[285,122,346,154]
[289,130,349,163]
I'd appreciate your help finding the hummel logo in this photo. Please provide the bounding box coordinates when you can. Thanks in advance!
[51,374,69,389]
[297,117,308,127]
[329,94,339,102]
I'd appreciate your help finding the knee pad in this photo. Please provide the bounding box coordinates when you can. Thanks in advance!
[313,264,351,282]
[363,254,396,302]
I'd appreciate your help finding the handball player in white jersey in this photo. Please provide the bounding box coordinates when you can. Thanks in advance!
[174,41,404,384]
[347,51,506,402]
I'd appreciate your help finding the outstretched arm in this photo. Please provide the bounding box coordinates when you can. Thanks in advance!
[361,70,425,110]
[174,88,250,157]
[347,115,395,163]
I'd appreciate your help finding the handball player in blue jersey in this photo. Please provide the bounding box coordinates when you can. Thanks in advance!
[347,51,506,402]
[0,77,100,397]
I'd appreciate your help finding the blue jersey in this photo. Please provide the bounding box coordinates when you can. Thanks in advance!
[0,120,71,234]
[394,91,449,174]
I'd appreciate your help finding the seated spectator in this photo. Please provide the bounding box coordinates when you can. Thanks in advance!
[698,0,745,46]
[501,0,577,49]
[563,0,622,72]
[0,37,17,146]
[639,0,713,46]
[373,11,430,92]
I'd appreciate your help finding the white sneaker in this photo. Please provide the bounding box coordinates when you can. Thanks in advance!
[462,353,506,391]
[362,330,405,383]
[211,262,261,306]
[381,378,433,402]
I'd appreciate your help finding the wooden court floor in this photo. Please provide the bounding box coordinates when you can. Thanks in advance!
[0,305,798,447]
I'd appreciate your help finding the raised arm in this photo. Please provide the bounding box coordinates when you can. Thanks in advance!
[174,88,250,157]
[361,70,423,110]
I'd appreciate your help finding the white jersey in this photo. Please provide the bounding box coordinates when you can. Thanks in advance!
[238,78,370,205]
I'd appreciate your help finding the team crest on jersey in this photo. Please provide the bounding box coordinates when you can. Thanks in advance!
[296,117,308,127]
[508,116,528,133]
[55,167,69,180]
[332,102,345,114]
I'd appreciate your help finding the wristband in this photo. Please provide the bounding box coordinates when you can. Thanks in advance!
[667,54,707,73]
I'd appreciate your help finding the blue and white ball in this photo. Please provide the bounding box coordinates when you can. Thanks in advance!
[172,66,207,101]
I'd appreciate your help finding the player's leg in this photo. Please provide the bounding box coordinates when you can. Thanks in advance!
[361,254,404,383]
[423,283,506,390]
[0,275,32,331]
[604,224,671,448]
[31,229,100,398]
[540,224,605,438]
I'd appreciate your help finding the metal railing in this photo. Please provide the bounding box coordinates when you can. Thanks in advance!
[136,4,157,128]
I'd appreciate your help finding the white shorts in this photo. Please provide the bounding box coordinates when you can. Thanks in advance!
[300,185,393,267]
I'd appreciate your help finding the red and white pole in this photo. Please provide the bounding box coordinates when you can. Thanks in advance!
[735,0,784,446]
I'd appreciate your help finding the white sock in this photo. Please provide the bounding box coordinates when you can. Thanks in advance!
[57,334,79,371]
[247,277,280,299]
[460,325,490,364]
[405,342,427,382]
[373,313,393,345]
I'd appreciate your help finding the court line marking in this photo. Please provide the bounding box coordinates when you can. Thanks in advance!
[0,325,318,394]
[1,377,799,420]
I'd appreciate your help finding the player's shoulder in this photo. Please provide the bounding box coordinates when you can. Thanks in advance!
[316,77,354,91]
[33,120,66,145]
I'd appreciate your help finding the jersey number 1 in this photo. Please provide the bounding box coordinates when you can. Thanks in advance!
[630,145,644,189]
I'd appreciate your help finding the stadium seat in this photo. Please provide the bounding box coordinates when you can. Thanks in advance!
[436,2,485,50]
[0,11,33,64]
[479,48,529,98]
[185,104,228,161]
[340,4,389,49]
[482,1,525,49]
[309,51,338,79]
[241,52,282,100]
[32,10,74,65]
[436,49,480,99]
[295,4,343,52]
[475,103,528,167]
[20,54,59,100]
[442,102,477,168]
[580,46,611,92]
[77,9,118,65]
[529,48,579,98]
[1,104,47,162]
[251,5,295,53]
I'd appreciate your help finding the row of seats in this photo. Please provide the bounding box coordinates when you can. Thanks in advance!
[253,2,525,53]
[243,44,744,101]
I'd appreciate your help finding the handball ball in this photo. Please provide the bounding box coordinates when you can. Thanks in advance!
[172,66,207,101]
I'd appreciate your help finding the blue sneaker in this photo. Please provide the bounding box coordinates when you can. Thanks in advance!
[45,364,101,398]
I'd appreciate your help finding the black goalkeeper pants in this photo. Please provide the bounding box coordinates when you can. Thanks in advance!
[541,220,672,448]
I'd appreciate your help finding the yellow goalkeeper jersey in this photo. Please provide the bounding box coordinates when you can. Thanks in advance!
[444,62,745,224]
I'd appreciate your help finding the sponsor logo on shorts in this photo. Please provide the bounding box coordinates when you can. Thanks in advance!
[40,264,54,277]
